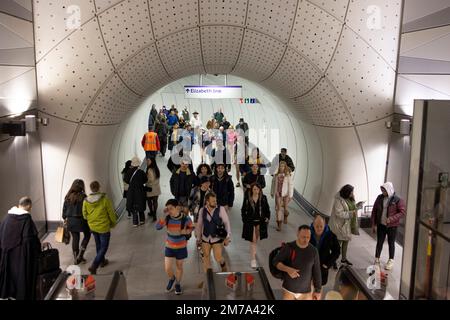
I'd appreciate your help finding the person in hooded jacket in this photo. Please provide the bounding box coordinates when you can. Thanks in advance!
[371,182,406,271]
[124,157,148,227]
[309,214,340,286]
[83,181,117,275]
[241,183,270,269]
[0,197,41,300]
[62,179,91,265]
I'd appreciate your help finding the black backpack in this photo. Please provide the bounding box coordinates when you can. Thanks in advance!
[269,242,296,280]
[165,214,192,240]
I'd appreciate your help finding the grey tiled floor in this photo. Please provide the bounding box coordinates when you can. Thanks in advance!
[44,156,402,299]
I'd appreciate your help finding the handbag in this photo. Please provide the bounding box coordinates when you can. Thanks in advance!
[55,220,70,244]
[38,243,60,274]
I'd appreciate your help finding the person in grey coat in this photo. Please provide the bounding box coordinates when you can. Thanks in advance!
[329,184,363,266]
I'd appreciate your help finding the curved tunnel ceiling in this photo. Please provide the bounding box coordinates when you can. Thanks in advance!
[34,0,401,128]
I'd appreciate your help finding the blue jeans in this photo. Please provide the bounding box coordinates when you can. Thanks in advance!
[92,232,111,269]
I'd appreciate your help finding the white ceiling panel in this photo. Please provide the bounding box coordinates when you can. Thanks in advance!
[118,44,170,95]
[149,0,199,39]
[326,26,396,125]
[36,19,114,121]
[199,0,248,27]
[290,1,343,72]
[232,29,285,81]
[0,11,34,45]
[95,0,125,12]
[84,73,141,125]
[346,0,402,69]
[264,47,322,98]
[157,28,203,76]
[34,0,96,61]
[296,78,352,127]
[98,0,153,66]
[246,0,298,43]
[306,0,349,21]
[201,25,243,72]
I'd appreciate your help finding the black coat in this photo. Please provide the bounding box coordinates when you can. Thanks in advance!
[309,225,341,285]
[210,174,235,207]
[241,195,270,241]
[170,168,194,199]
[243,172,266,190]
[0,213,41,300]
[124,167,148,212]
[211,148,232,172]
[62,197,90,233]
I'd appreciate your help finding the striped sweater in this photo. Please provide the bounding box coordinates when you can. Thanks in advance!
[156,214,194,250]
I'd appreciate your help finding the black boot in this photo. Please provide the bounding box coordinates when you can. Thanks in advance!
[77,247,87,264]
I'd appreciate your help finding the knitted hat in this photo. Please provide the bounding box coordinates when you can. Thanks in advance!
[131,156,141,167]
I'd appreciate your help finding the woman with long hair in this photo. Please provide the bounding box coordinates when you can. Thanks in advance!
[62,179,91,264]
[122,160,132,218]
[241,183,270,268]
[270,161,294,231]
[146,158,161,222]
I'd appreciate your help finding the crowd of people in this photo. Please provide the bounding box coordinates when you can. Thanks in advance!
[0,103,406,300]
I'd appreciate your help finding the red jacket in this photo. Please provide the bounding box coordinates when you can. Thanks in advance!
[371,194,406,228]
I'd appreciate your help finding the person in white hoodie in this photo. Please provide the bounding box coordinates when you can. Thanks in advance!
[271,161,294,231]
[370,182,406,270]
[0,197,41,300]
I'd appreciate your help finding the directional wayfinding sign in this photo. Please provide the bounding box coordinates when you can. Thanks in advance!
[184,85,242,99]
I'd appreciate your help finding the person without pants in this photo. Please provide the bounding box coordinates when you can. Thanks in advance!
[241,183,270,269]
[273,225,322,300]
[371,182,406,270]
[196,193,231,273]
[156,199,194,295]
[270,161,294,231]
[83,181,117,275]
[62,179,91,265]
[309,215,340,286]
[0,197,41,300]
[124,157,148,227]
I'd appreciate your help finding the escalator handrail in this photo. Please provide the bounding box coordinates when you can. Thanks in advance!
[206,268,216,300]
[257,267,276,300]
[340,266,376,300]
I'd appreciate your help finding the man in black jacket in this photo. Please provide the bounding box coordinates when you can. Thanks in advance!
[170,159,195,212]
[309,215,341,286]
[0,197,41,300]
[270,148,295,175]
[210,164,234,213]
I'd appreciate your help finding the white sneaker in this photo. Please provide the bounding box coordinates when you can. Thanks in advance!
[385,259,394,270]
[250,259,257,269]
[374,258,380,265]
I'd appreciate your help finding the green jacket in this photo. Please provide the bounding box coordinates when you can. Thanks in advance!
[82,193,117,233]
